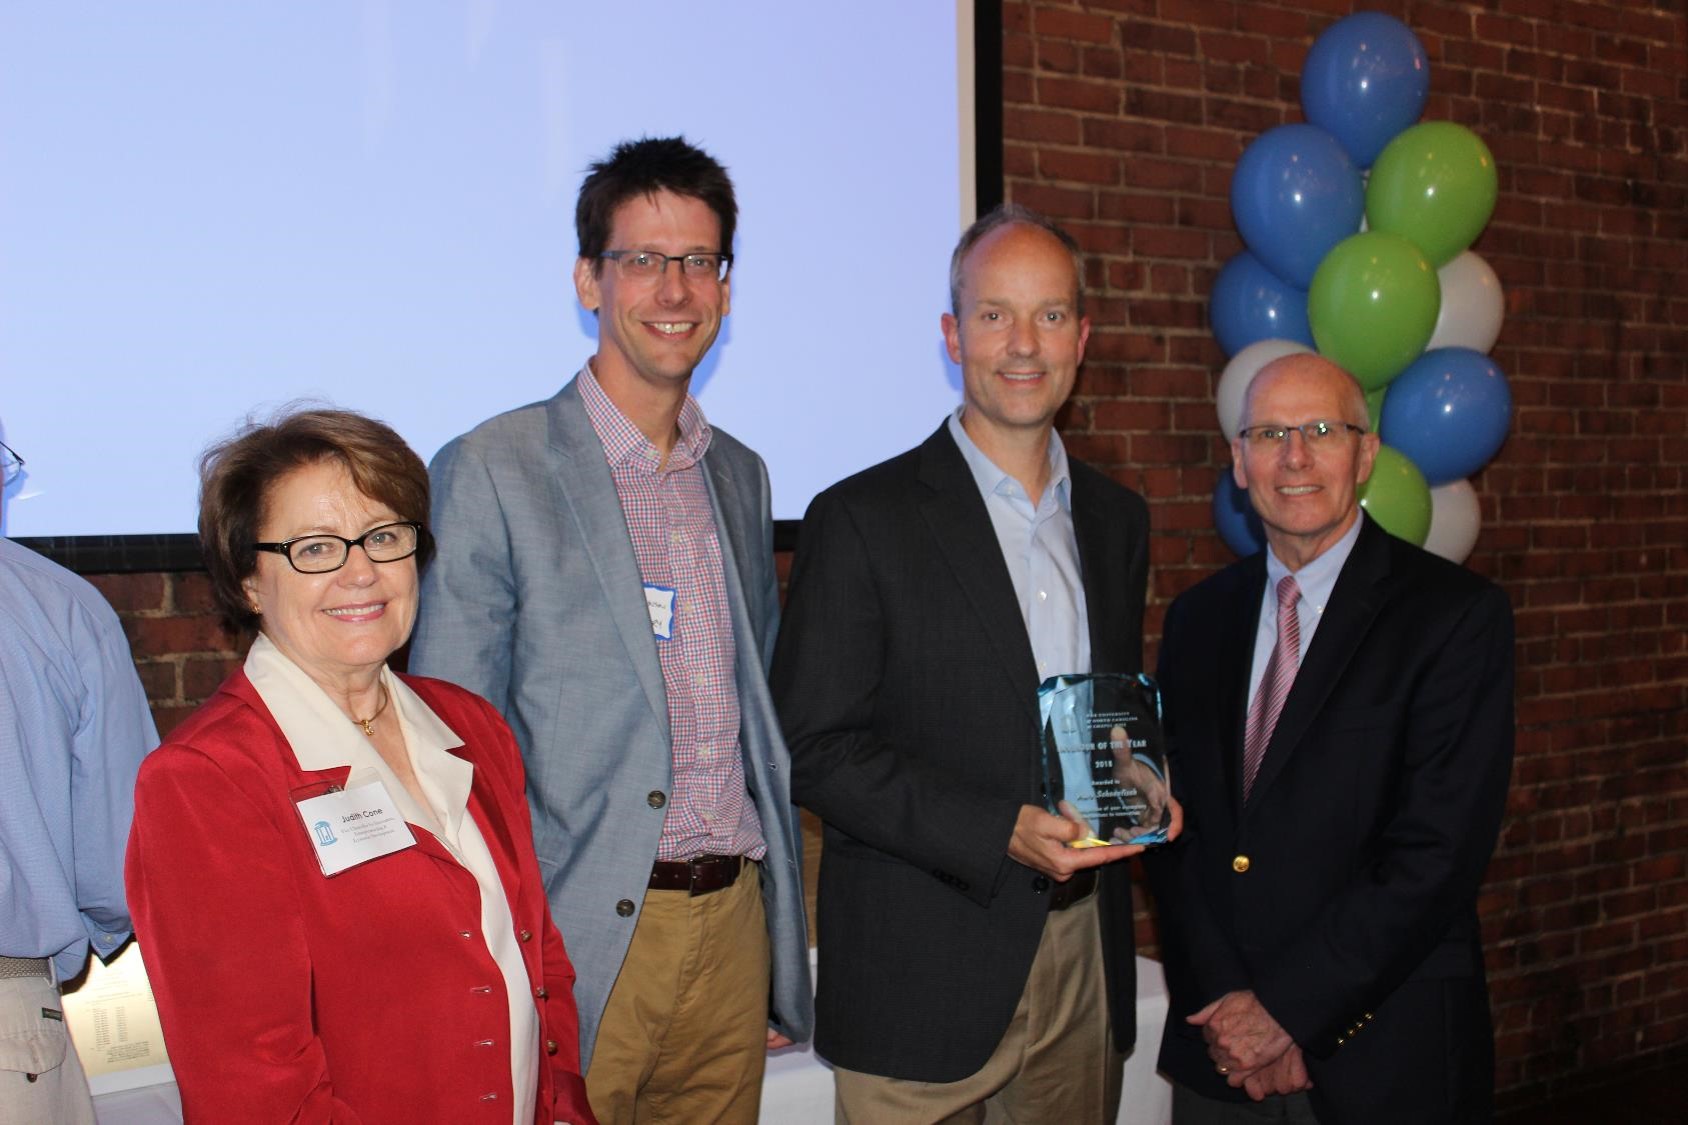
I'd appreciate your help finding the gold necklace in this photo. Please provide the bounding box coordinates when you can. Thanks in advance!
[351,684,390,737]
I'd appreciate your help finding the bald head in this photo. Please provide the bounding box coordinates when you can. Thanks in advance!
[1241,354,1370,433]
[1231,352,1380,570]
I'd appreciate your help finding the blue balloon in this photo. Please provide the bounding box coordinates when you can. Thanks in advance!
[1230,124,1364,289]
[1378,347,1512,485]
[1213,472,1266,558]
[1210,251,1315,357]
[1302,13,1430,169]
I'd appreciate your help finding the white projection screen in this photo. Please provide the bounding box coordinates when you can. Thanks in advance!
[0,2,982,553]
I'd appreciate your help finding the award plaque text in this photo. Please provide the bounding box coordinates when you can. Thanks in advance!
[1038,672,1171,847]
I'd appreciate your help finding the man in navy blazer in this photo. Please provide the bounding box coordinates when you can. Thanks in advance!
[773,206,1171,1122]
[1147,353,1514,1124]
[411,137,810,1124]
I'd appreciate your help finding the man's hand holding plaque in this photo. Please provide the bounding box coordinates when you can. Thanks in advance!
[1039,673,1178,849]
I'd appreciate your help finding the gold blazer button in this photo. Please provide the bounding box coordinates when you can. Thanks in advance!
[1232,855,1251,873]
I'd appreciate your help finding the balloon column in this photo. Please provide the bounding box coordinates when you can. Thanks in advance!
[1209,13,1511,565]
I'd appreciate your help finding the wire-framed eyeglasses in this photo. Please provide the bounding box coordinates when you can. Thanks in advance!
[253,521,423,574]
[0,441,23,487]
[598,250,732,282]
[1238,420,1367,448]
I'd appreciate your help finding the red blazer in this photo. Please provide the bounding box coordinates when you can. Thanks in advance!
[126,670,596,1125]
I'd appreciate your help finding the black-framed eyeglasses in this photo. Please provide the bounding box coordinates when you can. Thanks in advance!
[598,250,732,282]
[254,521,423,574]
[1238,420,1367,448]
[0,441,23,487]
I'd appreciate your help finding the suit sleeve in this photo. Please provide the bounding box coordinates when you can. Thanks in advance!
[1143,596,1254,1006]
[410,437,517,712]
[771,489,1024,905]
[125,747,365,1124]
[1256,583,1516,1056]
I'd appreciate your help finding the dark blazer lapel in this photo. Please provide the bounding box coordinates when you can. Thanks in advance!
[1247,516,1391,805]
[1217,558,1265,818]
[915,425,1041,727]
[545,378,670,739]
[1071,469,1122,672]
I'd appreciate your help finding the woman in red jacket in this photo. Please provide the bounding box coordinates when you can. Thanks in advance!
[126,408,595,1125]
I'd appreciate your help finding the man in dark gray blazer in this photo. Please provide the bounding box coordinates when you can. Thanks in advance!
[772,205,1171,1122]
[1146,353,1514,1124]
[411,137,810,1125]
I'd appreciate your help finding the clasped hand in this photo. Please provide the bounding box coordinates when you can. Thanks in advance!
[1187,990,1313,1101]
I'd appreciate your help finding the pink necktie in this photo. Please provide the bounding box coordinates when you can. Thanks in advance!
[1243,575,1301,801]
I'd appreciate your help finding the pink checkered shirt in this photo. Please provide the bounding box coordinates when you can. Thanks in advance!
[578,365,766,862]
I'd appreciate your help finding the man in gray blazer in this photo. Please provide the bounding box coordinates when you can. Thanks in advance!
[410,136,811,1125]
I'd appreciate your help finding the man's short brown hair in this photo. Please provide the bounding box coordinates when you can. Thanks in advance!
[575,136,737,269]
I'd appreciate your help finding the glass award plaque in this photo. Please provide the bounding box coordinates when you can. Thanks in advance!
[1038,672,1171,847]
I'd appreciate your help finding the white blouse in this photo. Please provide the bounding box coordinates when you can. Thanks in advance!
[246,635,539,1125]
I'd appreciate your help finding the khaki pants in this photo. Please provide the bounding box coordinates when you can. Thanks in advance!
[0,972,96,1125]
[833,893,1123,1124]
[585,863,770,1125]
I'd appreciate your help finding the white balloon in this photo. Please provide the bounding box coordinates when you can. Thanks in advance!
[1216,338,1315,441]
[1424,479,1482,563]
[1427,251,1504,354]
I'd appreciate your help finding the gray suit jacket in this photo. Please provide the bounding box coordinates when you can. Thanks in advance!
[409,372,813,1067]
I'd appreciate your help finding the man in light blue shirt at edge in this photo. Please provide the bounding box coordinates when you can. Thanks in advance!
[0,431,157,1122]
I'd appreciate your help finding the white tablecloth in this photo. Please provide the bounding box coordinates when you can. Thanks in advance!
[96,956,1173,1124]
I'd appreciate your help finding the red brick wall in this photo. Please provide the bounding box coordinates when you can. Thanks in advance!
[87,572,246,736]
[1001,0,1687,1109]
[78,0,1683,1111]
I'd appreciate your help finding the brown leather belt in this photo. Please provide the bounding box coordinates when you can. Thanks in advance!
[1048,868,1098,911]
[649,854,744,896]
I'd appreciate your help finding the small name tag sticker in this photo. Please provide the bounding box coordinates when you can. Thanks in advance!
[295,778,416,877]
[644,583,677,640]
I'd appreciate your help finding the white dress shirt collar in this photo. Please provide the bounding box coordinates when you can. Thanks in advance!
[244,634,471,844]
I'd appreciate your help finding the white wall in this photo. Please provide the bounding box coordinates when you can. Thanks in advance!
[0,1,968,535]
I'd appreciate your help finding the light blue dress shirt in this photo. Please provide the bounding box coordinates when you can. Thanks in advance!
[1247,516,1365,704]
[0,537,157,980]
[947,409,1090,680]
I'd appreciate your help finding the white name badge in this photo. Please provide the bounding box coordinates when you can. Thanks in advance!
[644,583,676,640]
[295,779,417,877]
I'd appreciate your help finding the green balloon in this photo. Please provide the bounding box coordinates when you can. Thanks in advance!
[1364,385,1388,432]
[1358,444,1431,545]
[1366,122,1498,267]
[1308,231,1440,390]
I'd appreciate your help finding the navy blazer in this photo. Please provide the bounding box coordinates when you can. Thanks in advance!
[772,422,1149,1081]
[1147,515,1514,1124]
